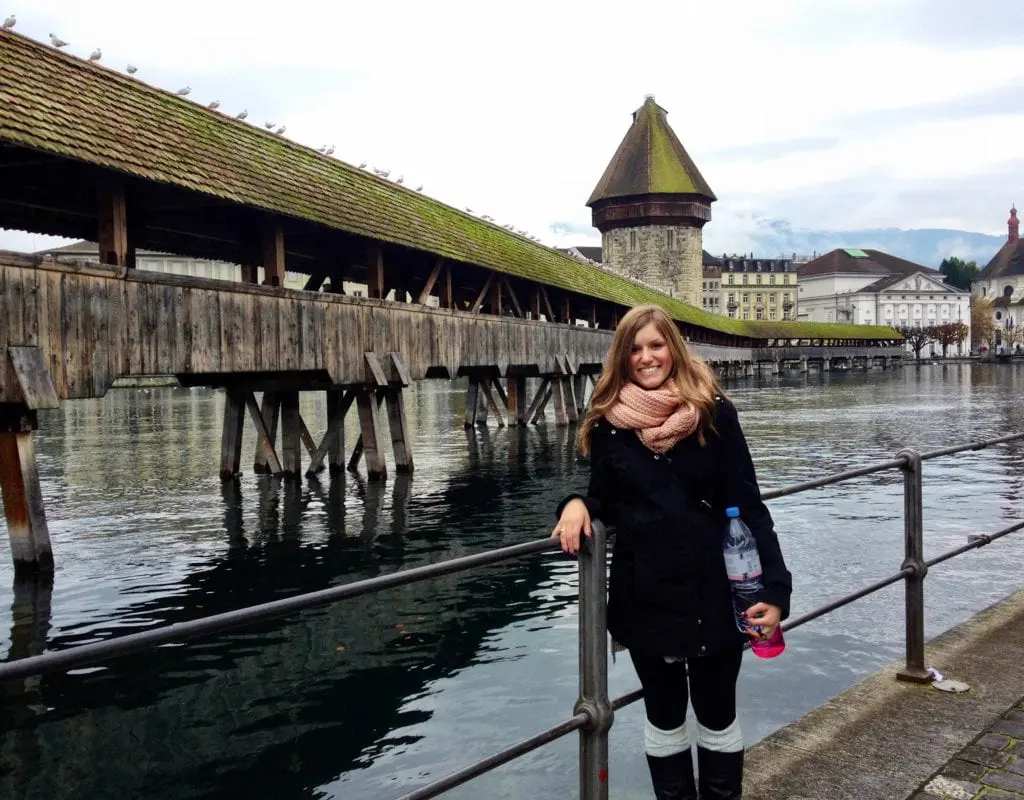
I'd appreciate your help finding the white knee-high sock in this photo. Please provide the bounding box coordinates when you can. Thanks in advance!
[695,718,743,753]
[644,718,690,757]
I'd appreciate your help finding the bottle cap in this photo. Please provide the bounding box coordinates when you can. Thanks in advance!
[726,506,740,518]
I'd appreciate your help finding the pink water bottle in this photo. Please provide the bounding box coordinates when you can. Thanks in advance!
[723,506,786,660]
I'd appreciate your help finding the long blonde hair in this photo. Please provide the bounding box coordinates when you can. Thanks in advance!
[578,304,724,455]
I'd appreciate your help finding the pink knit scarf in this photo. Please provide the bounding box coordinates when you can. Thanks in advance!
[605,382,699,454]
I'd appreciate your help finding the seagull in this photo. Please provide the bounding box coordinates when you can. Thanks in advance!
[126,64,138,74]
[3,14,15,29]
[358,161,367,169]
[88,48,102,62]
[265,121,275,129]
[317,145,327,153]
[465,207,473,213]
[236,109,248,120]
[380,169,390,178]
[325,145,335,155]
[396,175,404,184]
[175,86,191,96]
[274,125,286,135]
[208,100,220,110]
[49,33,69,48]
[415,184,423,192]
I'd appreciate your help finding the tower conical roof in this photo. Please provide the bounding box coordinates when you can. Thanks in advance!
[587,96,716,207]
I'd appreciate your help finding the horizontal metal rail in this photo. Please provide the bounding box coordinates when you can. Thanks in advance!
[0,536,559,682]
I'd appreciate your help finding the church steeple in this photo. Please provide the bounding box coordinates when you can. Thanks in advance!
[586,96,715,306]
[1009,204,1019,244]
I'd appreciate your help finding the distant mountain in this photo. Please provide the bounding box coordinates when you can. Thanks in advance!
[705,218,1005,268]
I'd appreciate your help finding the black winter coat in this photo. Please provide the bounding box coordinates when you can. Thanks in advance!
[558,397,792,660]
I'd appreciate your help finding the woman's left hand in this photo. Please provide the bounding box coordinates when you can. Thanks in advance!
[744,602,781,638]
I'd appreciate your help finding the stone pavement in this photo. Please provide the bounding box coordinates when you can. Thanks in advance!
[910,699,1024,799]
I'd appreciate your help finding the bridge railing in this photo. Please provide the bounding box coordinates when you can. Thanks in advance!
[1,432,1023,799]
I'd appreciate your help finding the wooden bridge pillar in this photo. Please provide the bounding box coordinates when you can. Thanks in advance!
[507,376,528,426]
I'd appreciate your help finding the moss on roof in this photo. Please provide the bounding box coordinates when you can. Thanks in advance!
[588,97,716,205]
[0,31,897,342]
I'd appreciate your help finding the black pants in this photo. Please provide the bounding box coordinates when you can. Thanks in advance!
[629,646,743,733]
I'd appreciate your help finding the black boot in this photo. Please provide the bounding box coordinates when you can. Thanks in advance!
[696,747,743,799]
[646,750,698,799]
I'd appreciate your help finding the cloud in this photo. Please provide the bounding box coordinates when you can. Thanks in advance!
[709,137,839,161]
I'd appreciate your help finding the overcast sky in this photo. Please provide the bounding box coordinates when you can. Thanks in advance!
[3,0,1024,256]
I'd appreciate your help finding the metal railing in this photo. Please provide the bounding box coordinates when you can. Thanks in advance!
[1,432,1024,799]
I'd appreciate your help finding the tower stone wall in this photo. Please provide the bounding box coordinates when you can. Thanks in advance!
[601,223,703,304]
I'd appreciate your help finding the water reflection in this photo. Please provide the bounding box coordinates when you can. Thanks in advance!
[0,368,1022,799]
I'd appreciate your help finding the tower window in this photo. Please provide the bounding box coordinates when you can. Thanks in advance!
[667,230,675,250]
[629,231,638,252]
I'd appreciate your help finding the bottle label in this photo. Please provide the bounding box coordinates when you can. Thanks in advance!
[723,550,762,582]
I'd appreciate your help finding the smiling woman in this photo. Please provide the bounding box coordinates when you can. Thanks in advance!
[552,304,791,799]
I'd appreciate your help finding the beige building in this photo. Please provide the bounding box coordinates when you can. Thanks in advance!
[585,96,716,306]
[715,256,798,320]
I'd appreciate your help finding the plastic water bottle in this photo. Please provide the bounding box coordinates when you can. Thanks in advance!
[723,506,785,659]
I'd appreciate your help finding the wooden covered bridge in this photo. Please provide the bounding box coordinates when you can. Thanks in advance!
[0,28,901,572]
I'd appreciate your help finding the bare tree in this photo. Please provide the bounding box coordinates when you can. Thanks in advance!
[934,322,969,357]
[895,325,938,359]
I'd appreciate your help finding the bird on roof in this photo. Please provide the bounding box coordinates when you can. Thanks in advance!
[358,161,367,169]
[126,63,138,74]
[208,100,220,110]
[415,184,423,192]
[317,145,327,153]
[465,207,473,213]
[380,169,390,178]
[274,126,286,135]
[264,121,274,129]
[396,175,404,184]
[175,86,191,96]
[236,109,248,120]
[3,14,15,29]
[88,48,102,62]
[325,146,335,156]
[49,33,69,48]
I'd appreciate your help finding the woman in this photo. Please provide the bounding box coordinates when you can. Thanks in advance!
[552,304,791,800]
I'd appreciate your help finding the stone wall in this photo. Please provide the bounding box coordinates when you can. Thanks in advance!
[601,223,702,306]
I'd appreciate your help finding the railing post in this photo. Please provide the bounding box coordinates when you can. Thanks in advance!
[896,448,931,683]
[575,519,612,799]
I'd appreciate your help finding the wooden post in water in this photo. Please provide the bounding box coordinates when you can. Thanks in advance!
[507,376,528,426]
[384,354,414,473]
[279,391,302,478]
[464,376,481,427]
[219,389,246,479]
[355,389,388,479]
[326,388,348,474]
[253,392,281,473]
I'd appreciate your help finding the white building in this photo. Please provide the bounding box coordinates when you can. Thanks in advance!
[972,206,1024,352]
[797,248,970,353]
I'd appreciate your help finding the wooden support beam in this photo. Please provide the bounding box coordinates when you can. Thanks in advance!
[551,374,568,426]
[253,392,281,473]
[525,377,552,424]
[219,389,246,479]
[298,413,318,461]
[279,392,302,478]
[471,275,495,314]
[244,392,283,475]
[1,428,53,575]
[479,378,506,427]
[262,223,286,287]
[441,264,454,309]
[589,302,598,328]
[355,389,388,479]
[417,259,443,304]
[303,271,327,292]
[464,376,481,427]
[563,295,572,325]
[308,388,354,476]
[97,181,128,267]
[368,246,385,299]
[489,277,503,316]
[385,388,414,472]
[507,376,527,426]
[492,376,508,408]
[574,373,588,416]
[539,286,556,322]
[503,278,524,318]
[530,381,553,424]
[530,289,542,321]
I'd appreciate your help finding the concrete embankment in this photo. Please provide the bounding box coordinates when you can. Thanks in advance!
[744,585,1024,800]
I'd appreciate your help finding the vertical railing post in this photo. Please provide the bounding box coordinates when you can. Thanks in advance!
[896,448,931,683]
[575,519,612,799]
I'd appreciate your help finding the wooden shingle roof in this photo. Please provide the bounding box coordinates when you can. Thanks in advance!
[0,30,897,341]
[587,97,716,206]
[978,241,1024,280]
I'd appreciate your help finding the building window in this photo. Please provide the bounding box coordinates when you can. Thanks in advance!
[783,292,790,301]
[667,230,675,250]
[768,294,776,305]
[755,274,762,285]
[769,274,776,285]
[728,293,735,302]
[756,293,763,303]
[769,310,777,320]
[756,308,765,320]
[629,231,638,252]
[743,292,750,303]
[742,274,748,285]
[742,311,750,320]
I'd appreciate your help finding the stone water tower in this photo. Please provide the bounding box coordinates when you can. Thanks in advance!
[587,96,716,306]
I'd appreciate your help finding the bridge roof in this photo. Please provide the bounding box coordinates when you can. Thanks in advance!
[0,30,896,342]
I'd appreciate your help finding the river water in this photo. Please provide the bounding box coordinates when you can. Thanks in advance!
[1,363,1023,800]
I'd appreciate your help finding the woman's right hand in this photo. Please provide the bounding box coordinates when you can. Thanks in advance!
[551,499,592,555]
